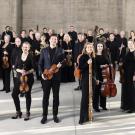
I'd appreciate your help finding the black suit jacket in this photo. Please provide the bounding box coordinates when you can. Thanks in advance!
[38,46,64,81]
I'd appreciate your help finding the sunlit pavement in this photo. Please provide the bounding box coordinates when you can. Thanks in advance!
[0,72,135,135]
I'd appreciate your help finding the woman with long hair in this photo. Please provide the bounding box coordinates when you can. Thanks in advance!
[93,42,110,112]
[78,42,97,124]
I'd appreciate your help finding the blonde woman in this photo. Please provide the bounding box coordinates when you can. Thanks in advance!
[78,42,98,124]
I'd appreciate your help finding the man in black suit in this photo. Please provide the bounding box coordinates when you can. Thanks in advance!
[39,34,64,124]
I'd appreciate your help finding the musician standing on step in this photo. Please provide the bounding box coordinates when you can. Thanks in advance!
[78,42,98,125]
[121,40,135,113]
[11,42,34,121]
[38,34,64,124]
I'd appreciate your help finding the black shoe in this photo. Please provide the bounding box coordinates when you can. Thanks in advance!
[53,116,60,123]
[79,119,89,125]
[41,116,47,124]
[79,120,83,125]
[94,109,100,112]
[74,86,81,91]
[102,107,108,110]
[6,90,10,93]
[101,107,108,110]
[24,112,30,121]
[126,110,133,113]
[0,89,5,91]
[12,111,22,119]
[20,93,25,97]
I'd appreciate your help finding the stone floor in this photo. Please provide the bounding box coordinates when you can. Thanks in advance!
[0,72,135,135]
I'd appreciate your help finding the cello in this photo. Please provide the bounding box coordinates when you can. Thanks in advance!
[101,65,117,97]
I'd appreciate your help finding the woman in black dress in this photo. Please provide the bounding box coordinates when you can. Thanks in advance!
[11,37,22,84]
[122,40,135,113]
[79,42,97,124]
[0,35,14,93]
[93,43,110,112]
[61,33,75,82]
[12,42,34,121]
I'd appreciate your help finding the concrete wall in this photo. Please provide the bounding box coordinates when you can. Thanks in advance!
[0,0,135,33]
[22,0,124,32]
[0,0,22,33]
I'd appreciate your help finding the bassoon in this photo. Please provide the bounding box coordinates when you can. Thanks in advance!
[88,58,93,122]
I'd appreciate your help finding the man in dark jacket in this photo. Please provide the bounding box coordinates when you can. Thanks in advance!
[38,34,64,124]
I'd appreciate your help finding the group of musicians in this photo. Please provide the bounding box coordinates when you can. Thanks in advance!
[0,25,134,125]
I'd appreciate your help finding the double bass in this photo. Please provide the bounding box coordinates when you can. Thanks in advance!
[101,65,117,97]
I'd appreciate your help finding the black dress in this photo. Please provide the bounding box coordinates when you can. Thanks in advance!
[79,54,96,124]
[122,51,135,111]
[94,55,110,110]
[0,43,14,92]
[61,41,75,82]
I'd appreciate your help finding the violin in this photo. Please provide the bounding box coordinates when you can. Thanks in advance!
[43,64,59,80]
[74,54,83,79]
[19,75,29,93]
[43,59,65,80]
[101,65,117,97]
[2,53,9,69]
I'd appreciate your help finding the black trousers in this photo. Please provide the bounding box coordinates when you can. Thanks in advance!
[12,76,34,112]
[93,84,106,109]
[34,56,40,80]
[1,68,11,92]
[41,79,60,117]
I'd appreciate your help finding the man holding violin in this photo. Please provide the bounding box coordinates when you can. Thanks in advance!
[38,34,65,124]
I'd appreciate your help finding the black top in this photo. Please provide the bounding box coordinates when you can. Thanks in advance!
[106,40,119,63]
[0,43,14,68]
[79,54,97,80]
[123,51,135,83]
[11,46,22,66]
[1,30,13,42]
[15,53,34,72]
[49,47,56,63]
[86,36,93,43]
[74,40,85,63]
[68,31,77,42]
[95,55,109,81]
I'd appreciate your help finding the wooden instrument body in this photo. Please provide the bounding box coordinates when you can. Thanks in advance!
[74,54,83,79]
[43,64,59,80]
[101,65,117,97]
[2,54,9,69]
[20,75,29,93]
[88,61,93,121]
